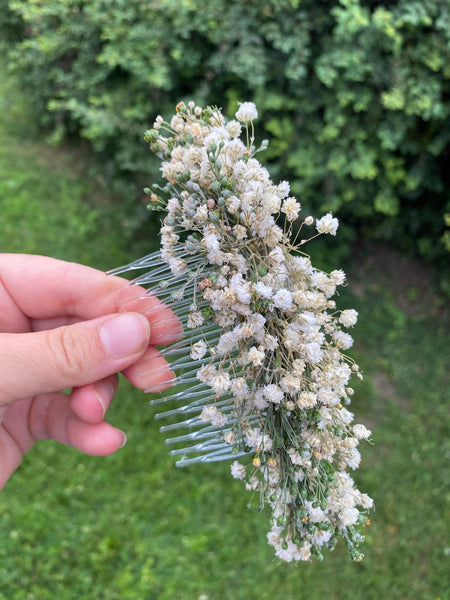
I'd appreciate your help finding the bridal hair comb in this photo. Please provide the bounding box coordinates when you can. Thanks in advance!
[111,101,373,562]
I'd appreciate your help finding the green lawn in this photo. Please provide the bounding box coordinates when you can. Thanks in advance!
[0,68,448,600]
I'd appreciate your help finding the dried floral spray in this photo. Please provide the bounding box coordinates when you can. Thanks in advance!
[114,101,373,562]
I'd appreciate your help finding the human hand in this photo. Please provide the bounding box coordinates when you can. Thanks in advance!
[0,254,182,489]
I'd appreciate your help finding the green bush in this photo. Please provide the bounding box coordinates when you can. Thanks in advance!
[2,0,449,274]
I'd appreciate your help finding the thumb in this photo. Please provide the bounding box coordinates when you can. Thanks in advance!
[0,312,151,405]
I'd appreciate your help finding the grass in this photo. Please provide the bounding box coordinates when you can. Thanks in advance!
[0,67,449,599]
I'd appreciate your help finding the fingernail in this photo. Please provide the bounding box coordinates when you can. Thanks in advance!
[147,314,184,344]
[93,380,114,418]
[99,313,150,359]
[119,432,127,448]
[135,362,176,392]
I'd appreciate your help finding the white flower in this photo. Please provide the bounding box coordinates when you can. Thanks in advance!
[273,288,293,311]
[359,493,374,509]
[297,542,312,561]
[264,192,282,214]
[190,340,208,360]
[276,180,290,199]
[264,224,284,247]
[267,247,285,265]
[339,408,355,425]
[200,405,228,426]
[226,195,241,214]
[255,281,273,299]
[341,437,359,449]
[247,346,266,366]
[316,212,339,236]
[262,333,278,351]
[291,256,312,274]
[194,204,208,224]
[305,342,323,364]
[253,389,269,409]
[245,475,259,491]
[204,127,230,149]
[229,273,252,304]
[297,391,317,409]
[288,448,303,465]
[233,224,247,240]
[353,424,371,440]
[310,272,336,297]
[339,309,358,327]
[235,101,258,123]
[281,197,301,222]
[330,269,346,285]
[280,374,301,395]
[167,197,181,215]
[196,364,216,384]
[230,377,249,397]
[203,232,220,253]
[210,372,231,396]
[292,358,306,376]
[317,387,340,406]
[341,448,361,470]
[168,256,187,276]
[223,430,236,445]
[305,500,327,523]
[333,331,354,350]
[231,461,246,480]
[227,120,242,138]
[216,331,239,355]
[187,311,204,329]
[339,507,360,527]
[263,384,284,404]
[311,529,333,546]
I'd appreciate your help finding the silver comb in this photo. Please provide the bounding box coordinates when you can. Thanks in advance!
[110,248,253,467]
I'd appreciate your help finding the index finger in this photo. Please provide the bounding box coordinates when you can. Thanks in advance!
[0,254,182,344]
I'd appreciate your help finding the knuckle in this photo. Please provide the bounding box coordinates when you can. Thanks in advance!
[47,326,89,379]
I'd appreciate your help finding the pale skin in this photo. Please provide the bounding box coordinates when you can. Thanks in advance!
[0,254,182,490]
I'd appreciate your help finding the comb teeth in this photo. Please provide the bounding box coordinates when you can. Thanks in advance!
[172,446,250,467]
[151,350,249,466]
[111,250,251,466]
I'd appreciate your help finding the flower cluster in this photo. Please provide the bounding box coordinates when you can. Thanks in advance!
[136,101,373,562]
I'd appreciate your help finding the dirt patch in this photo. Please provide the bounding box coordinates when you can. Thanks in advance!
[356,369,411,431]
[348,241,446,318]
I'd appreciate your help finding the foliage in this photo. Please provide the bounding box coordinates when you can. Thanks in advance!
[1,0,449,277]
[0,67,153,269]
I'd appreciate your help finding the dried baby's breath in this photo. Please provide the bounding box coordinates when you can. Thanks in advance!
[116,101,373,562]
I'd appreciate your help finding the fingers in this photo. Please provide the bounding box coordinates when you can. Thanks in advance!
[0,390,128,490]
[65,419,127,456]
[68,346,176,423]
[0,424,24,490]
[0,272,30,333]
[25,392,127,456]
[122,345,176,392]
[0,254,127,320]
[70,375,119,424]
[0,254,182,346]
[115,292,183,345]
[0,312,151,405]
[0,335,175,488]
